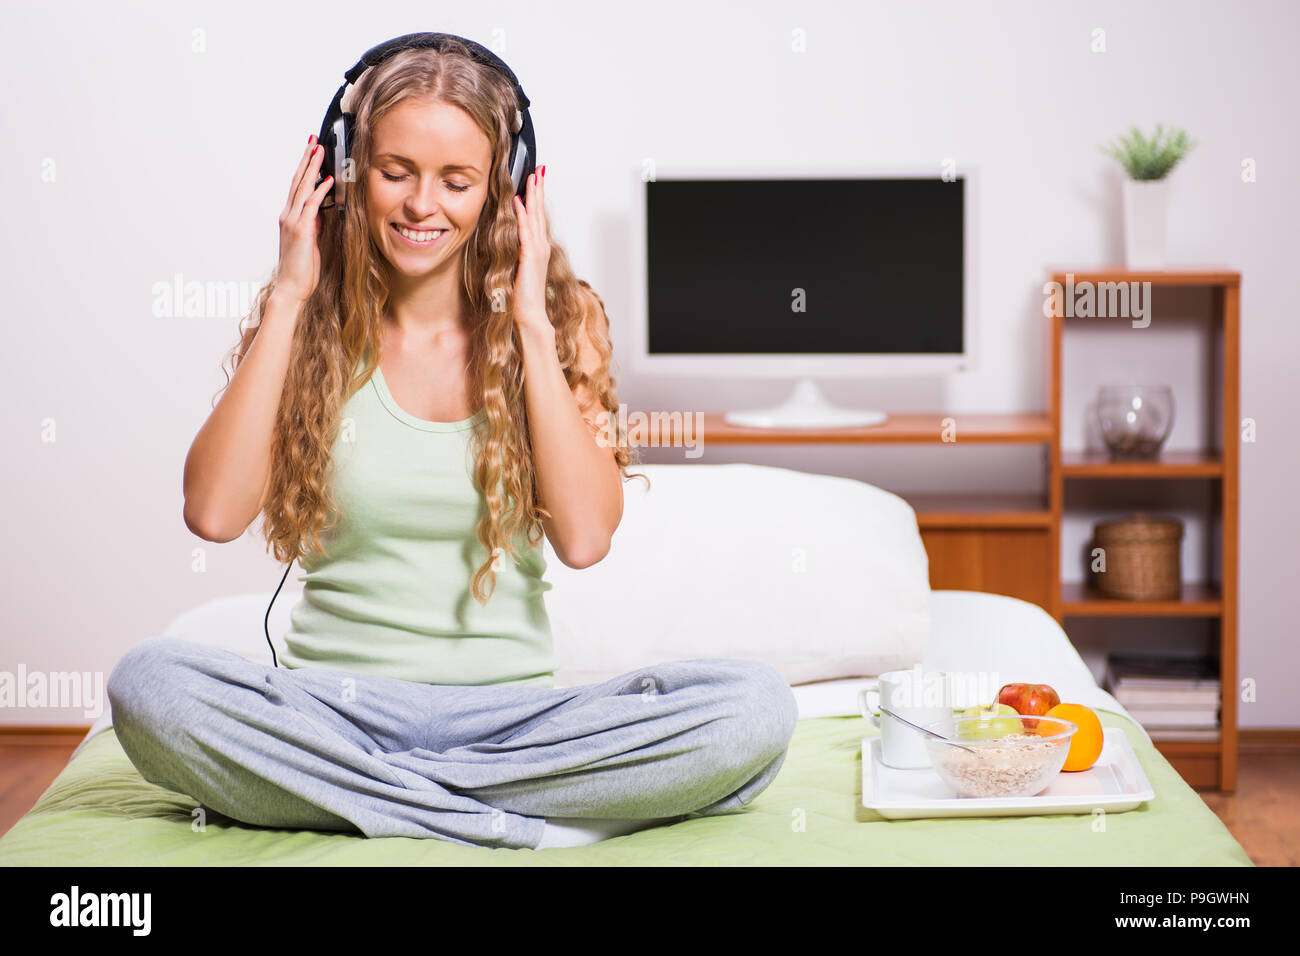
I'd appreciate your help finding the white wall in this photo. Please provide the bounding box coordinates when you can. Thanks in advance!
[2,0,1295,728]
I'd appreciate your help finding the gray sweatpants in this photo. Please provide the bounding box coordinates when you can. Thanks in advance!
[106,636,799,850]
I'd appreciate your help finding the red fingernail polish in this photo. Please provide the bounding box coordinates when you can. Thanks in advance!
[541,165,546,178]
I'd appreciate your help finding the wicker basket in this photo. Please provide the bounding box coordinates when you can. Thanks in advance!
[1090,512,1183,600]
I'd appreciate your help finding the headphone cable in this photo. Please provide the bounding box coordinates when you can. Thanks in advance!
[264,561,293,668]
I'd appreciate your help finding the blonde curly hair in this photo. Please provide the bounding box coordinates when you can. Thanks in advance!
[216,40,647,604]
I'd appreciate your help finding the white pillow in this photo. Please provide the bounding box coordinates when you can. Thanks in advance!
[542,463,930,686]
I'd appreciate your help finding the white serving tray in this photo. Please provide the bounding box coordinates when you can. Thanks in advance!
[861,727,1156,819]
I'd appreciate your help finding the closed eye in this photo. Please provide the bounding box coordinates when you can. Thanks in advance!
[380,172,469,192]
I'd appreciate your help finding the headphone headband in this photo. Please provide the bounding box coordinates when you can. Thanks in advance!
[315,32,536,210]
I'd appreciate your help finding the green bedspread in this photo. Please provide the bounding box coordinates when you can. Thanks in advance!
[0,710,1252,865]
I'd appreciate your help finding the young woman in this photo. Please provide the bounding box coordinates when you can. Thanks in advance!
[106,36,798,851]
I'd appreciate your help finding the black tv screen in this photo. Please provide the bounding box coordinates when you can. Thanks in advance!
[646,177,964,355]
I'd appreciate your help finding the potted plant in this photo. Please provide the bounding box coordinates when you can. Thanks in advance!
[1099,124,1197,269]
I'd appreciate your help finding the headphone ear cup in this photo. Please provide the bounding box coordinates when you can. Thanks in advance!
[316,134,334,184]
[508,136,527,199]
[314,113,352,209]
[510,107,537,200]
[335,112,356,205]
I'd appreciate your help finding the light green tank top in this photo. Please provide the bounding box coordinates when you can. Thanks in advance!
[281,353,556,687]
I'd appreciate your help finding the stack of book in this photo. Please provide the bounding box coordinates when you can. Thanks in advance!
[1104,654,1221,740]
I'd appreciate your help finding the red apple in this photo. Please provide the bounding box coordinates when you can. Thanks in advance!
[996,683,1061,716]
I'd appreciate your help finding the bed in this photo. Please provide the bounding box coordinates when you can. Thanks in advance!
[0,464,1252,865]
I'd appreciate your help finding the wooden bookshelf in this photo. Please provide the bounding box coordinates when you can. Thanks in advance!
[654,267,1240,790]
[667,412,1051,445]
[1060,581,1223,617]
[1047,268,1240,791]
[1061,451,1224,478]
[908,494,1052,529]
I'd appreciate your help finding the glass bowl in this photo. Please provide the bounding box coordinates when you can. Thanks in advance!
[1095,385,1175,460]
[923,715,1078,798]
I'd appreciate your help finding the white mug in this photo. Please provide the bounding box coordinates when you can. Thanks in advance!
[859,668,956,769]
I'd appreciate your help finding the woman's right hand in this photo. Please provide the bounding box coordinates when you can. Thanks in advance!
[275,137,334,305]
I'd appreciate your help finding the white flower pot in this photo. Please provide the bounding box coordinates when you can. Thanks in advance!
[1123,178,1168,269]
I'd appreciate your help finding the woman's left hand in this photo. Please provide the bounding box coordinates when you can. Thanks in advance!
[512,166,551,333]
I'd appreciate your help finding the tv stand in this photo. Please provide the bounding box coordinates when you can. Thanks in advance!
[724,379,887,428]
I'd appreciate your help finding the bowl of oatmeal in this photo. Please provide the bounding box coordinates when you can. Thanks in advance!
[923,715,1078,798]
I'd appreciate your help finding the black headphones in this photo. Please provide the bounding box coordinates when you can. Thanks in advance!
[313,31,538,211]
[263,32,538,668]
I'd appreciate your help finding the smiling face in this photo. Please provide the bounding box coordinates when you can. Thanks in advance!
[365,97,495,280]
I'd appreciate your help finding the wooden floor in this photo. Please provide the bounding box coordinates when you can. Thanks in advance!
[2,742,1297,863]
[1197,753,1300,866]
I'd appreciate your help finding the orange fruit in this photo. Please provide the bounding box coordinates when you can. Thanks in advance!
[1044,703,1104,772]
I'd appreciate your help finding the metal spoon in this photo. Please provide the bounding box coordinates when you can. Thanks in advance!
[879,705,981,755]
